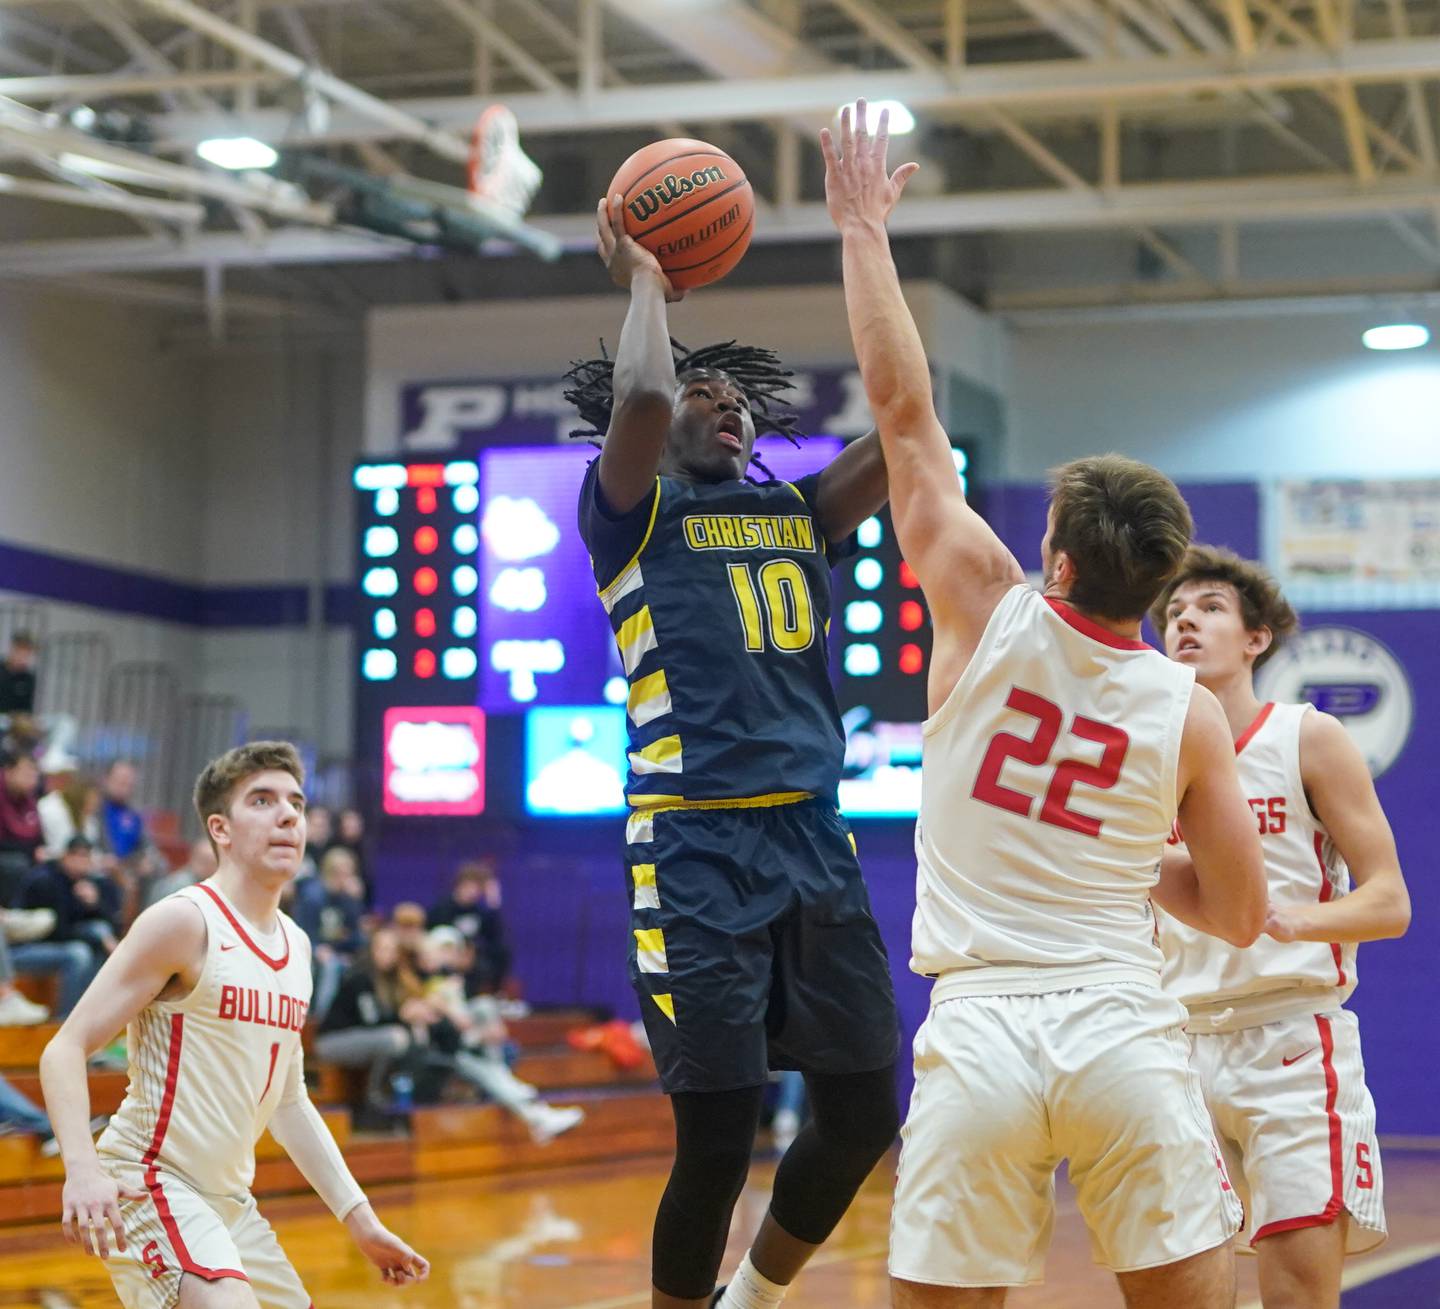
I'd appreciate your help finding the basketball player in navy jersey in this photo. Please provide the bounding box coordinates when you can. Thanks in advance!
[565,195,902,1309]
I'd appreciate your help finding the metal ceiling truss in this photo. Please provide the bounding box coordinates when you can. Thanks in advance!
[0,0,1433,313]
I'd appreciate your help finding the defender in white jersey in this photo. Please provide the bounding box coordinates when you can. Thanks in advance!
[39,742,428,1308]
[1153,548,1410,1309]
[824,100,1267,1307]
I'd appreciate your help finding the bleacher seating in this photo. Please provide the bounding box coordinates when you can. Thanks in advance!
[0,1009,673,1226]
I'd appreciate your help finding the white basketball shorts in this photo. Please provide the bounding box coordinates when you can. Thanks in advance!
[890,983,1242,1288]
[100,1157,310,1309]
[1188,1007,1385,1254]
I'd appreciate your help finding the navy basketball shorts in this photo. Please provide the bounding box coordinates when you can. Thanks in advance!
[622,796,900,1094]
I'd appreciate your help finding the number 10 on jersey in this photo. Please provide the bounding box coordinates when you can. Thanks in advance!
[727,560,815,654]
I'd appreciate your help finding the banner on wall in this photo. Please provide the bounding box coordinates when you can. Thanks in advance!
[398,366,881,448]
[1278,479,1440,583]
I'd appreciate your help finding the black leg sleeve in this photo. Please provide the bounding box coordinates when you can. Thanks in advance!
[652,1085,766,1299]
[767,1064,900,1246]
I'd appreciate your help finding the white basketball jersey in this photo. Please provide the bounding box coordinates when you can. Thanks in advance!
[1159,701,1355,1022]
[97,882,313,1196]
[914,585,1195,994]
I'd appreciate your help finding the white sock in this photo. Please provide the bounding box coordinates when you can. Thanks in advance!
[718,1252,787,1308]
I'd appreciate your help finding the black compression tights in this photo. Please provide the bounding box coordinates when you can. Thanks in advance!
[652,1065,900,1299]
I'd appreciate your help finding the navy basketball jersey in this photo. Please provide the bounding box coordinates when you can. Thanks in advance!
[579,462,849,807]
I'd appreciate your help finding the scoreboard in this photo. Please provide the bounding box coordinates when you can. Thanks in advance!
[354,441,974,819]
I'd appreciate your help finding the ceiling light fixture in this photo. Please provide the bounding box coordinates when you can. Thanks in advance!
[196,137,278,170]
[1361,323,1431,351]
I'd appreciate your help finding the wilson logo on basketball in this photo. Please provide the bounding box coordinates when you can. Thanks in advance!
[626,166,728,222]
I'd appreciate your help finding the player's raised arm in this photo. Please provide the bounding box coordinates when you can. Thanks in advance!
[1159,685,1268,946]
[39,897,207,1258]
[594,193,683,514]
[822,100,1022,644]
[812,429,888,543]
[1266,711,1410,943]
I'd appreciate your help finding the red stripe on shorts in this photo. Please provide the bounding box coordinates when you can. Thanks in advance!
[1251,1013,1345,1244]
[141,1013,250,1282]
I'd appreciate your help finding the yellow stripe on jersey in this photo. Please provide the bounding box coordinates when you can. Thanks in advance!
[651,993,676,1024]
[627,668,673,728]
[629,734,683,776]
[627,789,812,812]
[631,862,659,910]
[616,606,658,676]
[599,558,645,615]
[597,479,661,599]
[634,928,668,974]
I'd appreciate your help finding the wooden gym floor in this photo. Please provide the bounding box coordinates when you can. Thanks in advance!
[0,1147,1434,1308]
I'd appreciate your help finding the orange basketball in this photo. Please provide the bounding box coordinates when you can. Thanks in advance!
[608,138,754,291]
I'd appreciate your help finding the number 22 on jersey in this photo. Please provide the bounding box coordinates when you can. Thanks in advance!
[972,687,1130,838]
[727,560,814,653]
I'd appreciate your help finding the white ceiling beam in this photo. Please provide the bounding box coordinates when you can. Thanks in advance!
[0,172,205,222]
[0,228,409,274]
[147,36,1440,148]
[131,0,475,165]
[0,69,281,99]
[996,277,1440,318]
[0,97,334,223]
[8,172,1440,274]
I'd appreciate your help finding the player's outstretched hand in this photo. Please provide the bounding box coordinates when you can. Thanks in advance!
[596,193,683,302]
[61,1164,146,1259]
[820,97,920,234]
[345,1206,430,1286]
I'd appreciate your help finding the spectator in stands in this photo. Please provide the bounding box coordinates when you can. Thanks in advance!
[0,633,37,718]
[389,901,428,962]
[24,836,122,959]
[334,807,372,905]
[314,926,427,1130]
[296,847,367,1022]
[141,837,217,909]
[37,764,102,856]
[0,752,44,907]
[98,759,148,864]
[416,927,583,1144]
[8,838,109,1017]
[430,859,513,996]
[301,804,334,872]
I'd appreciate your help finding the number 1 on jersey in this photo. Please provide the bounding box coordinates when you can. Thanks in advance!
[727,560,814,654]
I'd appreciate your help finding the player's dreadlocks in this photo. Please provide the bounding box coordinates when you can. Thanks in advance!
[563,338,804,477]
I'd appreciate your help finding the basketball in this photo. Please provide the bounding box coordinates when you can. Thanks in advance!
[608,138,754,290]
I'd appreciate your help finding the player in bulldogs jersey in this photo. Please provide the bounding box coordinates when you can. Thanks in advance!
[1153,547,1411,1308]
[40,742,427,1309]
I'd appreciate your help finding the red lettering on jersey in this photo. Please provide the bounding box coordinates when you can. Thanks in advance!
[1166,818,1183,846]
[217,984,307,1028]
[142,1240,167,1278]
[972,688,1130,839]
[1247,796,1287,835]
